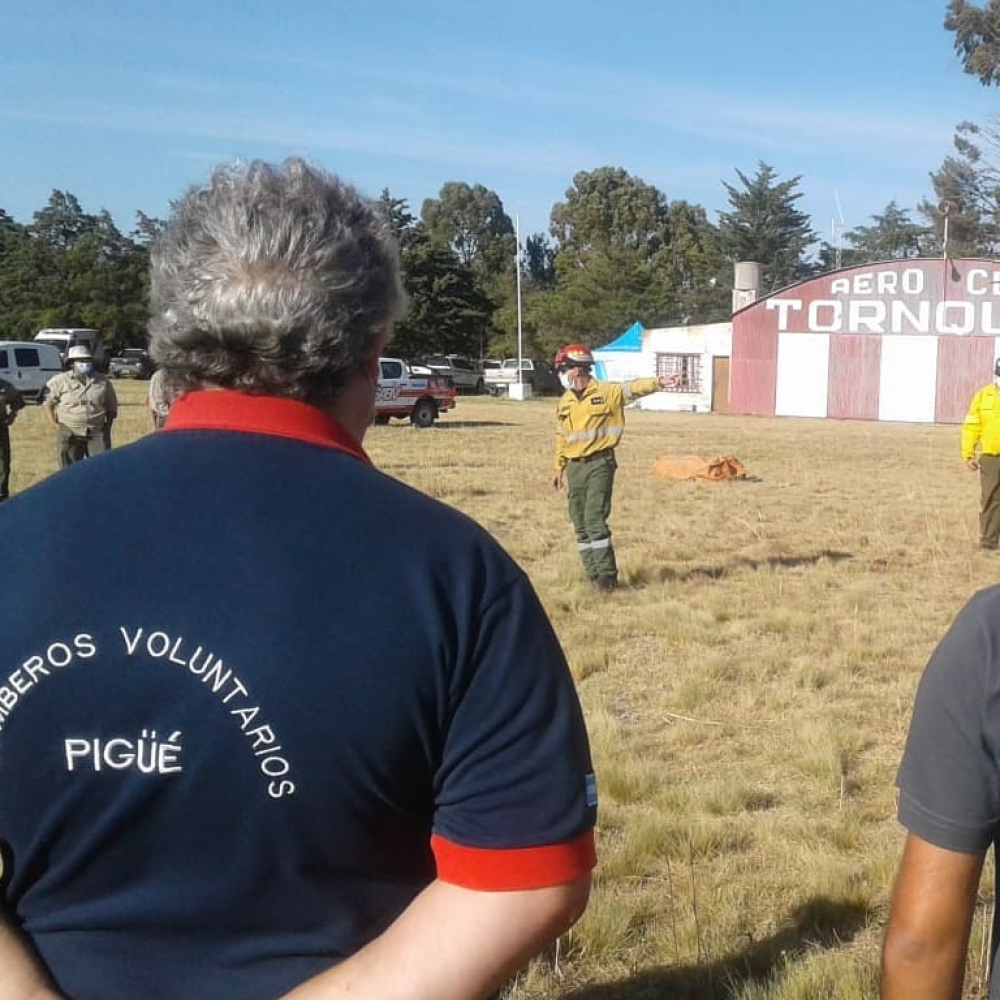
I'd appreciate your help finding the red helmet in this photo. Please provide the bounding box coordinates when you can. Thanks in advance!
[553,343,594,370]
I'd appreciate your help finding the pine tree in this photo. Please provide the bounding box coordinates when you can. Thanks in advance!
[717,162,818,291]
[844,201,931,264]
[920,121,1000,255]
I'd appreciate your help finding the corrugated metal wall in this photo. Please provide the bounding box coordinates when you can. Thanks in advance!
[827,335,880,420]
[731,259,1000,423]
[936,335,996,424]
[729,322,777,416]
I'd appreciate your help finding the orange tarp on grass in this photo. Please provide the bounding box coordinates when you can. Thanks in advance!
[653,455,747,481]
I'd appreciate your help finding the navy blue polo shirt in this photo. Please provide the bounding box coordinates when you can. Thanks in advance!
[0,391,597,1000]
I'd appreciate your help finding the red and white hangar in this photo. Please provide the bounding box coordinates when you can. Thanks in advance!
[731,258,1000,424]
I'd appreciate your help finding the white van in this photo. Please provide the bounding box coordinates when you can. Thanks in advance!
[34,328,106,365]
[0,341,64,402]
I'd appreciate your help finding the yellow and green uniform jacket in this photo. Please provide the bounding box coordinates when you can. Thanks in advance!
[554,378,661,471]
[962,383,1000,461]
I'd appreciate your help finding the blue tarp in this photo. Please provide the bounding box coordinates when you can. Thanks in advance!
[596,321,644,352]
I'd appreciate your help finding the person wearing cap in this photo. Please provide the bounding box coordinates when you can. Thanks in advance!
[961,358,1000,549]
[0,159,595,1000]
[551,343,678,591]
[0,375,24,501]
[43,344,118,467]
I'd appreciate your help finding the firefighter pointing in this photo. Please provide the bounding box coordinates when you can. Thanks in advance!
[552,343,678,591]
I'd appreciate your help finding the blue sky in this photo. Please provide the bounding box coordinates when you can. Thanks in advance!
[3,0,998,249]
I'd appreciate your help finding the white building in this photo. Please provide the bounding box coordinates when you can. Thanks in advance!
[593,320,733,413]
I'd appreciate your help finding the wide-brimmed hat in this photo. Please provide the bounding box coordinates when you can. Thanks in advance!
[66,345,93,362]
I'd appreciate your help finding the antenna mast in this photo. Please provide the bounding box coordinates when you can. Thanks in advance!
[939,199,956,259]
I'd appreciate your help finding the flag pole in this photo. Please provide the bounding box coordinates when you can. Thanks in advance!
[515,213,524,387]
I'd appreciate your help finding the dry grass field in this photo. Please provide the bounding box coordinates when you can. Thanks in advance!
[8,381,998,999]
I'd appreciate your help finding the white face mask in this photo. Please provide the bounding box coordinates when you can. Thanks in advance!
[73,362,92,376]
[559,371,576,391]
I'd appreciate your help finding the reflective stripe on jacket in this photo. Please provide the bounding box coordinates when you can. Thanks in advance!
[554,378,660,471]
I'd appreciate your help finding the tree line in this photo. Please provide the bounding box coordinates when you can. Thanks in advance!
[0,165,931,364]
[2,2,998,363]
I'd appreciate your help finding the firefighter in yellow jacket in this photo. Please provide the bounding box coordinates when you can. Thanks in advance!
[552,343,678,590]
[963,358,1000,549]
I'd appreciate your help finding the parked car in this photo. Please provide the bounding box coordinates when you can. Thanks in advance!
[108,349,155,380]
[0,341,63,402]
[418,355,485,394]
[484,358,561,396]
[375,357,457,427]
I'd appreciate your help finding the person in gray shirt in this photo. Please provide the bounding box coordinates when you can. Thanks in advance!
[883,586,1000,998]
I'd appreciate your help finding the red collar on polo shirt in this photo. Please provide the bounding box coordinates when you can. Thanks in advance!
[163,389,370,465]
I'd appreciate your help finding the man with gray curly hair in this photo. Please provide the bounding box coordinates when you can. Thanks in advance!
[0,158,595,1000]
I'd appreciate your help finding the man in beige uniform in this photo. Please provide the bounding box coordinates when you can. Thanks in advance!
[44,344,118,467]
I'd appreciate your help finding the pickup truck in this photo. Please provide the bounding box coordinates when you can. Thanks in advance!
[484,358,561,396]
[418,355,485,394]
[374,357,456,427]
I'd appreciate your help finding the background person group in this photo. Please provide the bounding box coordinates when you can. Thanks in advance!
[0,342,116,495]
[543,344,1000,997]
[3,344,168,488]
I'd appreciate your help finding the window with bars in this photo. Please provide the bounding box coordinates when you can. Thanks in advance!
[656,353,702,393]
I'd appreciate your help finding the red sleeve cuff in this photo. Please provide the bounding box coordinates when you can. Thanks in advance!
[431,829,596,890]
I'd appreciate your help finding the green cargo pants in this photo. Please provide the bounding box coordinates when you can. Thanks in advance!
[980,454,1000,548]
[56,424,110,468]
[565,449,618,586]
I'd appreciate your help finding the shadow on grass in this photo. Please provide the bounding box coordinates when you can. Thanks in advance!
[435,420,519,429]
[639,550,853,585]
[373,420,517,429]
[559,896,872,1000]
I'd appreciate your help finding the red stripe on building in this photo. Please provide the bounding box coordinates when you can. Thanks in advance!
[827,335,881,420]
[936,335,995,424]
[730,316,777,416]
